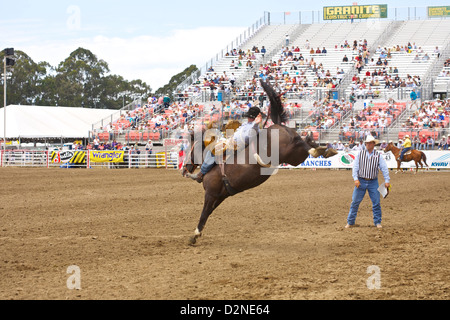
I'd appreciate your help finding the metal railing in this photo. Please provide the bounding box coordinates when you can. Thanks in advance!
[298,126,450,146]
[175,16,267,94]
[422,41,450,100]
[265,7,450,25]
[0,149,183,169]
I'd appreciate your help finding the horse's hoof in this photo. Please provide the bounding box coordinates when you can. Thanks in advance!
[188,236,197,245]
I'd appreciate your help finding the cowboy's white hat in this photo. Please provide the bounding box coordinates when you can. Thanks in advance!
[365,135,380,144]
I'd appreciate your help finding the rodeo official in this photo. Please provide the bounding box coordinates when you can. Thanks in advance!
[346,135,391,229]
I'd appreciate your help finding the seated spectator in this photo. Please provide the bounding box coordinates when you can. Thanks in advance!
[427,136,435,150]
[438,137,447,150]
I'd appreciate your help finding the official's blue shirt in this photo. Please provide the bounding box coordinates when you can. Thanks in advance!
[352,147,390,183]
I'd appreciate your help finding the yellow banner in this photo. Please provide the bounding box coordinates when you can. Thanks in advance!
[428,6,450,17]
[89,151,124,163]
[324,4,388,20]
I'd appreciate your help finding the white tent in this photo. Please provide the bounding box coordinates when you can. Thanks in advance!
[0,105,118,139]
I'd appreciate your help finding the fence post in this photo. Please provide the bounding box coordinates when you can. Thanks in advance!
[165,143,168,170]
[128,150,132,169]
[46,150,49,168]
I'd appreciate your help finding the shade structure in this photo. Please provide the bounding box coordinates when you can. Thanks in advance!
[0,105,117,139]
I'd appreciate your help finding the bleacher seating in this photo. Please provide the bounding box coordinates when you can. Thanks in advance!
[344,19,450,100]
[434,66,450,93]
[89,18,450,151]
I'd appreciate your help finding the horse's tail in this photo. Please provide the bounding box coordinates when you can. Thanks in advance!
[421,151,429,167]
[260,79,288,125]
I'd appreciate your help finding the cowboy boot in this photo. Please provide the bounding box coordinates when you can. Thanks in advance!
[190,172,204,183]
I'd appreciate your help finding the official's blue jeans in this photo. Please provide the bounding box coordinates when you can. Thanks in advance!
[347,178,382,226]
[200,150,216,175]
[400,147,411,160]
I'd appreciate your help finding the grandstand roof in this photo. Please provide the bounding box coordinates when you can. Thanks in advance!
[0,105,117,139]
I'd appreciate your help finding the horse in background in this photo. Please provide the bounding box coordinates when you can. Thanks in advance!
[182,80,337,245]
[384,142,428,174]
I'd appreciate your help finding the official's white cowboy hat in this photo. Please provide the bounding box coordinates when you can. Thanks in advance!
[365,135,380,144]
[405,134,410,138]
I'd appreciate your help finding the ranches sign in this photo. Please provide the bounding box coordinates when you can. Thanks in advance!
[323,4,388,20]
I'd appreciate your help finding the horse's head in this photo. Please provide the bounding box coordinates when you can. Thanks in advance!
[384,142,393,153]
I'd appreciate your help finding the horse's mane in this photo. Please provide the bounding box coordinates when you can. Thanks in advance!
[260,79,289,125]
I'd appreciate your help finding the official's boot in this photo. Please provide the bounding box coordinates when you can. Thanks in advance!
[190,172,204,183]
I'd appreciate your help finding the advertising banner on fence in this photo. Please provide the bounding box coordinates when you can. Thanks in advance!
[428,6,450,17]
[51,151,86,164]
[281,150,450,169]
[89,151,124,163]
[323,4,388,20]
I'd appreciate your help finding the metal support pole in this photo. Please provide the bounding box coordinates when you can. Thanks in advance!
[3,57,6,156]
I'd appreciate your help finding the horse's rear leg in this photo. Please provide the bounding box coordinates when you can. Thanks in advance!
[189,194,226,245]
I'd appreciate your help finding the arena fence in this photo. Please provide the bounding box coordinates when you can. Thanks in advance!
[0,139,189,170]
[1,148,449,171]
[0,149,182,170]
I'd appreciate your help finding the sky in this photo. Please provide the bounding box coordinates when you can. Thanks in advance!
[1,0,449,91]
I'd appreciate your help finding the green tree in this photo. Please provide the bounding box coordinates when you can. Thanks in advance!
[0,50,48,106]
[1,47,153,110]
[155,64,198,100]
[55,47,109,108]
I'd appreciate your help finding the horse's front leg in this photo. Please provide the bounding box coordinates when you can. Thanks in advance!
[189,193,227,245]
[395,161,402,174]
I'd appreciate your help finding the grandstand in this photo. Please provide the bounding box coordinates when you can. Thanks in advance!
[85,8,450,151]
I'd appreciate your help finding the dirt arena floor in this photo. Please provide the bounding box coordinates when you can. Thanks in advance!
[0,167,448,300]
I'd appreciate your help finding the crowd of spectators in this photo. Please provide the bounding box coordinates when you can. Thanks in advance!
[402,99,450,130]
[92,98,204,144]
[87,37,448,150]
[347,42,439,100]
[181,39,371,102]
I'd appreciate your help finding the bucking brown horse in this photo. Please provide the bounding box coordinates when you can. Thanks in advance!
[182,80,338,245]
[384,142,428,174]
